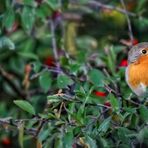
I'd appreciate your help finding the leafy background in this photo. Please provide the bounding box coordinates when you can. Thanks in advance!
[0,0,148,148]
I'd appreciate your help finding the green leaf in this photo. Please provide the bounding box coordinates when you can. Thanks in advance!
[136,127,148,143]
[84,136,97,148]
[39,71,52,92]
[38,130,49,142]
[130,113,139,128]
[117,127,136,145]
[76,105,85,124]
[46,0,60,10]
[109,94,120,111]
[17,52,38,60]
[47,95,59,100]
[21,6,35,32]
[107,48,116,74]
[135,17,148,31]
[76,36,97,50]
[137,0,146,11]
[8,30,26,43]
[98,117,111,133]
[139,105,148,123]
[5,0,11,9]
[32,61,42,73]
[14,100,35,115]
[69,63,80,74]
[68,102,75,114]
[21,39,35,52]
[3,9,15,30]
[110,46,116,62]
[57,74,73,88]
[98,137,109,148]
[0,36,15,50]
[24,0,34,5]
[36,4,52,20]
[79,0,89,4]
[89,69,105,86]
[63,128,73,148]
[47,95,61,103]
[54,135,63,148]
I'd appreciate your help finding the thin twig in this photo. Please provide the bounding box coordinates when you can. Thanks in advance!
[0,118,37,136]
[103,68,121,95]
[127,99,140,106]
[35,119,47,137]
[49,92,111,109]
[85,108,110,130]
[30,64,64,80]
[49,20,60,69]
[103,67,141,106]
[104,83,121,97]
[86,0,137,17]
[0,66,26,99]
[120,0,134,46]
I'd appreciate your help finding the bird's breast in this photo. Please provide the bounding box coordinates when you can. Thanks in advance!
[126,62,148,88]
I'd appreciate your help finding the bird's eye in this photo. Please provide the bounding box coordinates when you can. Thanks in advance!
[141,49,147,54]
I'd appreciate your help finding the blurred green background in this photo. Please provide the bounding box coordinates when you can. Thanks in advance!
[0,0,148,147]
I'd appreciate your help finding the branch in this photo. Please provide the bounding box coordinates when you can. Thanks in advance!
[0,66,26,99]
[48,92,112,109]
[35,119,47,137]
[102,67,141,106]
[85,108,110,130]
[120,0,134,46]
[0,118,38,136]
[30,65,63,80]
[86,0,137,17]
[48,20,60,69]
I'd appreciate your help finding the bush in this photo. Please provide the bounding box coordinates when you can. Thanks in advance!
[0,0,148,147]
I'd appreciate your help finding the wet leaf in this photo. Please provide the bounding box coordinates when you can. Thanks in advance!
[0,36,15,50]
[57,74,73,88]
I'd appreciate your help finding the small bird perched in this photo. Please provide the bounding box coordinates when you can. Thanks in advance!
[126,42,148,97]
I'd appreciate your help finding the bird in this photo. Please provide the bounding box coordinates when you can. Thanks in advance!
[126,42,148,97]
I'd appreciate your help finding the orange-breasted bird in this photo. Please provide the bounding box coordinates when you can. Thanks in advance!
[126,42,148,97]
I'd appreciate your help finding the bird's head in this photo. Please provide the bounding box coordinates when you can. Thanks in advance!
[128,42,148,64]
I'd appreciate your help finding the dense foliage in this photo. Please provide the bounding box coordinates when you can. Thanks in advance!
[0,0,148,147]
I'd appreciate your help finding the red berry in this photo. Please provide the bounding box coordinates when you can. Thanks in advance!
[119,59,128,67]
[44,56,55,67]
[104,101,111,107]
[52,10,61,20]
[94,91,107,97]
[1,137,11,145]
[132,39,139,45]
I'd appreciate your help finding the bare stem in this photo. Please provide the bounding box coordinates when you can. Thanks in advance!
[49,20,60,69]
[0,66,26,99]
[0,118,37,136]
[86,0,137,17]
[120,0,134,46]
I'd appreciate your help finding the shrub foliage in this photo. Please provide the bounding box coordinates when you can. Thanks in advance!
[0,0,148,147]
